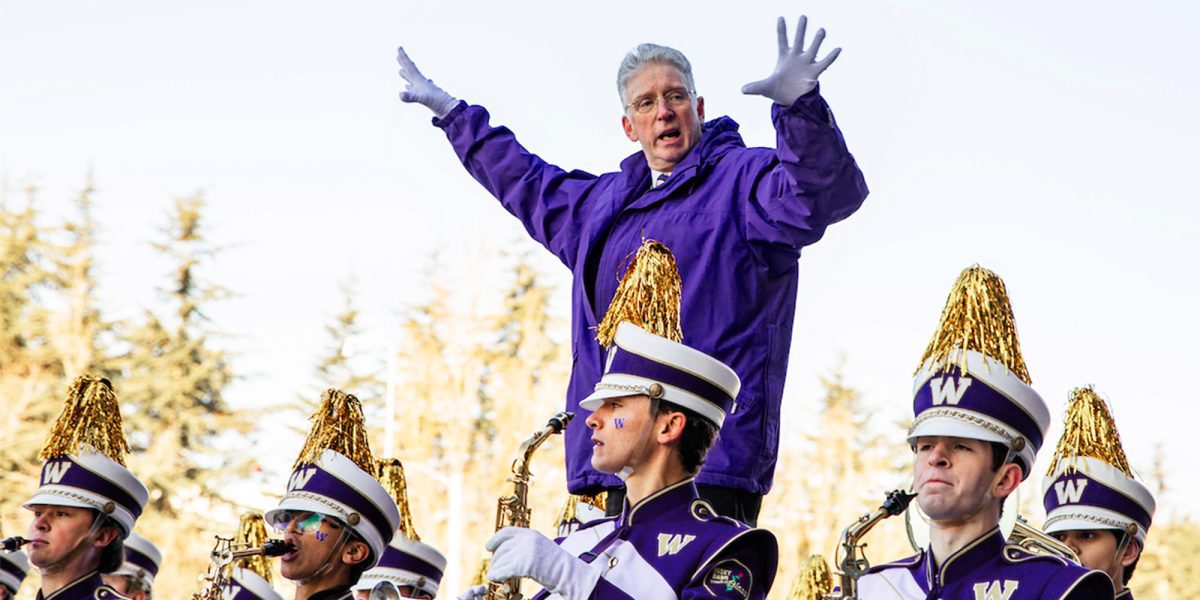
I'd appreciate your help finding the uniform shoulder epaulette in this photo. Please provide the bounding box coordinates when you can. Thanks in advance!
[865,551,923,574]
[1000,543,1071,566]
[689,499,747,530]
[96,585,134,600]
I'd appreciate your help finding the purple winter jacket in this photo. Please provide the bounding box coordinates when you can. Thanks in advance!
[434,88,868,494]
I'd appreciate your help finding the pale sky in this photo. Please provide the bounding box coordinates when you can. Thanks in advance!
[2,0,1197,531]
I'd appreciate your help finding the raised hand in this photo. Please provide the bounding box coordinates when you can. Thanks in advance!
[396,46,459,118]
[742,16,842,106]
[486,527,600,600]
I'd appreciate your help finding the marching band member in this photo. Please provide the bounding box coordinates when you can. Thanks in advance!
[463,321,778,600]
[1043,386,1156,599]
[857,267,1111,599]
[353,460,447,600]
[0,547,29,599]
[102,531,160,599]
[396,11,869,527]
[266,389,401,600]
[22,375,149,599]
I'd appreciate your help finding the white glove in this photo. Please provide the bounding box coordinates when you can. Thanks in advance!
[396,46,460,119]
[486,527,601,600]
[742,16,842,106]
[455,584,487,600]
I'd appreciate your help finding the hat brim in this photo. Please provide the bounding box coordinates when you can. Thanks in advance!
[907,414,1010,446]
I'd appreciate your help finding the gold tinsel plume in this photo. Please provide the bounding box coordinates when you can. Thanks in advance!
[915,265,1031,383]
[39,374,129,463]
[294,388,375,472]
[234,513,274,585]
[786,554,833,600]
[376,458,419,541]
[595,239,683,347]
[1047,386,1134,477]
[553,492,607,532]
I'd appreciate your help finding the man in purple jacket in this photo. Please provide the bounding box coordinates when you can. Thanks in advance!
[396,15,868,526]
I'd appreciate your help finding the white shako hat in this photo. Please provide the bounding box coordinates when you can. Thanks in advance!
[907,266,1050,480]
[265,389,400,568]
[0,548,29,594]
[353,459,447,597]
[353,537,448,597]
[1042,386,1156,546]
[110,531,162,587]
[24,375,149,537]
[223,568,286,600]
[582,322,741,428]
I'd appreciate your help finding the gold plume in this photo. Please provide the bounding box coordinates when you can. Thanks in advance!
[552,492,607,531]
[915,265,1031,383]
[786,554,833,600]
[376,458,419,541]
[595,239,683,347]
[234,513,274,584]
[294,388,375,472]
[470,558,490,587]
[39,374,129,464]
[1048,386,1133,477]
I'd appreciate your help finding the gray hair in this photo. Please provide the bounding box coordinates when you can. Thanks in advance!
[616,43,696,107]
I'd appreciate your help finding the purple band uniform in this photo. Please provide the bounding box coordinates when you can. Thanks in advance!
[530,479,777,600]
[857,529,1112,599]
[33,572,129,600]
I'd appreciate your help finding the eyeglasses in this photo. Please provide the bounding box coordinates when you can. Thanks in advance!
[369,581,434,600]
[271,511,337,535]
[626,89,694,114]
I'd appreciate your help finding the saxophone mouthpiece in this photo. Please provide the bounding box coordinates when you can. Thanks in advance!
[1,536,29,552]
[882,489,917,516]
[261,539,296,557]
[548,411,574,433]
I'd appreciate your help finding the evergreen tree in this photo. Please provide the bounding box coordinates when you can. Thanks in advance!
[117,195,249,515]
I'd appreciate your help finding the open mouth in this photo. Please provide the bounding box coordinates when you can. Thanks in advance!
[657,129,681,142]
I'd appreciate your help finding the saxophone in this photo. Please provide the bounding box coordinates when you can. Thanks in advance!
[1007,515,1079,562]
[824,489,916,600]
[192,537,294,600]
[488,411,574,600]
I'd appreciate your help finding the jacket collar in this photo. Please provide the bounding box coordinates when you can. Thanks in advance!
[620,477,698,527]
[37,571,124,600]
[920,527,1006,589]
[616,116,744,206]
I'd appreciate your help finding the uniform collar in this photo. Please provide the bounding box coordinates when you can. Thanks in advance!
[1115,589,1133,599]
[37,571,124,600]
[921,527,1005,589]
[620,477,697,527]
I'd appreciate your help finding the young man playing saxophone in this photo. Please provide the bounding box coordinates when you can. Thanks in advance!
[460,322,777,599]
[856,267,1111,599]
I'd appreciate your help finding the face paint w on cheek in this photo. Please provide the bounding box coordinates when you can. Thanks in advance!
[613,417,626,429]
[314,530,328,542]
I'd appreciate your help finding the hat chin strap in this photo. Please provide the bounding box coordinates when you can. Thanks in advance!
[298,527,351,587]
[1108,529,1135,584]
[38,512,105,575]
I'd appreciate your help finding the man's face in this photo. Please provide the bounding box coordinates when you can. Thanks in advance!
[1051,529,1134,592]
[585,395,659,475]
[276,511,350,581]
[621,62,705,173]
[25,504,98,568]
[912,437,1006,524]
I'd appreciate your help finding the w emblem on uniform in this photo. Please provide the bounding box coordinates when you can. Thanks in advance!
[973,580,1018,600]
[657,533,696,556]
[42,461,73,485]
[930,376,972,406]
[222,586,242,600]
[1054,479,1089,504]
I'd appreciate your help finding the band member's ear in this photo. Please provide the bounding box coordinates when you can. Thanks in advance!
[343,539,371,566]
